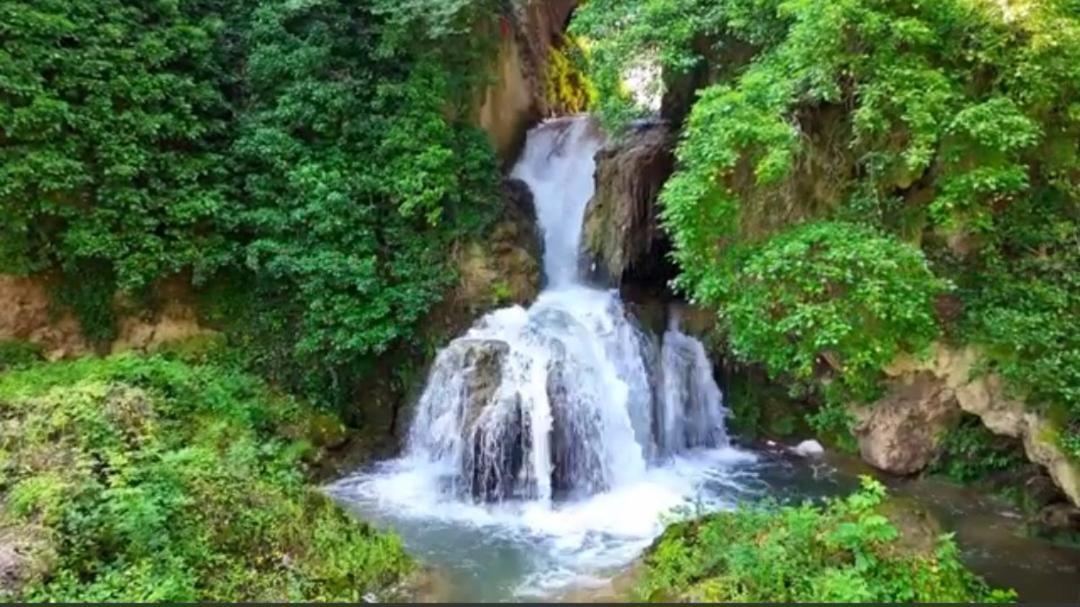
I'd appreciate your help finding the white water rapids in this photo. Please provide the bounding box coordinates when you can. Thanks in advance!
[329,116,759,600]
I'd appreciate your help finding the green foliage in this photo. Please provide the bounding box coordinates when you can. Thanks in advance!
[727,222,944,402]
[930,416,1026,484]
[962,192,1080,459]
[0,340,43,372]
[723,366,805,440]
[0,0,240,289]
[0,355,410,601]
[543,37,595,115]
[806,401,859,454]
[574,0,1079,452]
[235,0,499,376]
[49,265,119,345]
[2,0,503,404]
[638,477,1014,602]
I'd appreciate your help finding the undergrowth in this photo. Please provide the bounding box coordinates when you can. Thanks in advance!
[638,477,1015,603]
[0,354,409,601]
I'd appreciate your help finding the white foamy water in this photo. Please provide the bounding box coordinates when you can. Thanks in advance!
[328,116,757,601]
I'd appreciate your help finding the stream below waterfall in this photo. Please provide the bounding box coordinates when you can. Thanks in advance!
[328,116,1080,603]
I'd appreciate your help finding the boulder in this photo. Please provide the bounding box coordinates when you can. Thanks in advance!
[582,122,675,286]
[853,372,961,475]
[1037,503,1080,534]
[444,339,535,502]
[0,525,54,600]
[455,339,512,431]
[790,439,825,458]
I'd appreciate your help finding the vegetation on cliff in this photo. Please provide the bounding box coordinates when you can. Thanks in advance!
[638,477,1013,603]
[0,0,503,405]
[573,0,1080,457]
[0,352,409,601]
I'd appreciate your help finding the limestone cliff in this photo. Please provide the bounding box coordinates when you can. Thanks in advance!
[854,343,1080,507]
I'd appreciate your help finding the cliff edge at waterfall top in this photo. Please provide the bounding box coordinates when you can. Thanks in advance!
[328,116,754,601]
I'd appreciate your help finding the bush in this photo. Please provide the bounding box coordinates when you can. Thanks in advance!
[0,355,409,601]
[638,477,1014,603]
[726,222,944,402]
[930,416,1026,485]
[0,340,43,372]
[0,0,241,288]
[1,0,503,404]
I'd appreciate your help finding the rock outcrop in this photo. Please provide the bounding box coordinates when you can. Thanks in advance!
[448,339,530,502]
[582,122,675,286]
[111,279,217,354]
[853,372,961,475]
[425,179,542,341]
[0,275,89,360]
[856,343,1080,507]
[476,0,580,163]
[0,274,212,360]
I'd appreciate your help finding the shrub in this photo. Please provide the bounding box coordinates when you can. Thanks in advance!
[726,222,944,402]
[573,0,1079,456]
[930,416,1026,484]
[638,477,1014,603]
[0,340,43,372]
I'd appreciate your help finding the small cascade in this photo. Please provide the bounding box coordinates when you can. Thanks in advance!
[402,116,732,504]
[656,310,730,455]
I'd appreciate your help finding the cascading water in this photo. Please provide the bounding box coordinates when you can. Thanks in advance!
[329,116,756,601]
[406,116,728,503]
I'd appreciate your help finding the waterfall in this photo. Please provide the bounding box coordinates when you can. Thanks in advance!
[657,309,729,455]
[404,116,730,504]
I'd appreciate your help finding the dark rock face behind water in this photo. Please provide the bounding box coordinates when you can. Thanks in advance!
[446,339,530,502]
[582,123,676,288]
[548,346,608,498]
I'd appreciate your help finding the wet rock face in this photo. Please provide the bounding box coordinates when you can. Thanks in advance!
[457,339,512,430]
[449,339,531,502]
[467,393,533,502]
[582,123,676,287]
[853,372,962,476]
[548,350,606,498]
